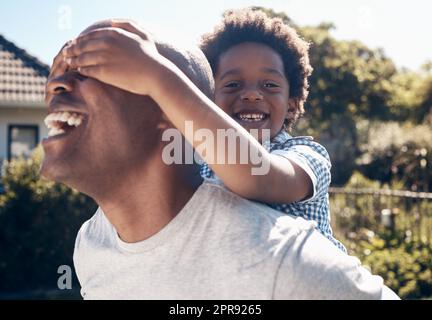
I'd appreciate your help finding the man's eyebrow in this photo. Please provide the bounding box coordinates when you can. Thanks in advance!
[261,67,286,79]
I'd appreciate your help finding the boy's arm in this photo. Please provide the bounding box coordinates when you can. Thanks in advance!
[63,22,312,204]
[150,56,313,203]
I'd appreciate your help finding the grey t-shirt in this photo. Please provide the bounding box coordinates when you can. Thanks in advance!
[73,181,399,299]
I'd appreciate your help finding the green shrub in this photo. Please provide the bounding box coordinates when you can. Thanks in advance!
[357,122,432,191]
[330,171,432,299]
[0,147,96,295]
[346,232,432,300]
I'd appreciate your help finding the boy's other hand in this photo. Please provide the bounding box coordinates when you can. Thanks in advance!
[62,20,160,96]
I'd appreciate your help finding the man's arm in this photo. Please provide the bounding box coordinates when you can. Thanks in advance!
[62,21,312,204]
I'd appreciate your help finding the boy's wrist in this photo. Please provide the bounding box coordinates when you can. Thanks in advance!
[145,56,182,103]
[133,52,167,97]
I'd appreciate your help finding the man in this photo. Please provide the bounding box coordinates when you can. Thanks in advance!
[42,20,399,299]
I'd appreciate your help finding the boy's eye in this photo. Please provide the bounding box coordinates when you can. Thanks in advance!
[264,82,279,88]
[224,81,240,88]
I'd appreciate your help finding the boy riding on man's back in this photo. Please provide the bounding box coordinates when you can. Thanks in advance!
[62,8,346,252]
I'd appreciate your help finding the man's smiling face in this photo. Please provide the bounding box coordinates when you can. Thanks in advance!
[41,41,161,193]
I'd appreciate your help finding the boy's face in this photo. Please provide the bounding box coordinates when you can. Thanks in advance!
[214,42,291,138]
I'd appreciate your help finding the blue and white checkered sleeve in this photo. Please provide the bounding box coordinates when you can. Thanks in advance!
[271,140,332,203]
[199,162,214,179]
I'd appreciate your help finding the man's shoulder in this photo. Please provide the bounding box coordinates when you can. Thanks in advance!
[198,181,317,242]
[189,181,321,282]
[77,207,103,234]
[75,207,115,250]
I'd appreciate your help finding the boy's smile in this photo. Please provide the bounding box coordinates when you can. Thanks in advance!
[214,42,291,138]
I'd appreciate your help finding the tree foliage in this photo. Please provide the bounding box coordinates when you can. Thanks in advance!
[252,6,432,186]
[0,148,96,294]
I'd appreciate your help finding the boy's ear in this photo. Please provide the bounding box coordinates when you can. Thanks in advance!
[286,98,300,120]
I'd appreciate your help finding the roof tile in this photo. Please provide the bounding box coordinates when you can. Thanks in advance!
[0,34,49,104]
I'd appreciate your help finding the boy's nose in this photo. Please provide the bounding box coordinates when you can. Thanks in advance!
[240,88,263,101]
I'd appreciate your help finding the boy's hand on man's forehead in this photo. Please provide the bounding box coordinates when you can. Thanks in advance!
[60,20,161,96]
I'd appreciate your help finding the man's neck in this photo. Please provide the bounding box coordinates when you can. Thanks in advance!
[94,161,202,243]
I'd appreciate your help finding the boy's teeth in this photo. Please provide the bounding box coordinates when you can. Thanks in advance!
[237,113,267,121]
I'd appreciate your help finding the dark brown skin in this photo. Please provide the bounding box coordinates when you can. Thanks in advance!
[215,42,295,138]
[62,20,312,204]
[42,21,201,243]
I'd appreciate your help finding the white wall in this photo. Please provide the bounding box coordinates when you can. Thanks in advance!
[0,106,48,163]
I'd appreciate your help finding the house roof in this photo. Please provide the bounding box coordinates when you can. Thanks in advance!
[0,34,49,105]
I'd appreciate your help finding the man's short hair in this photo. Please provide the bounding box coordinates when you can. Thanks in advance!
[200,8,312,127]
[156,40,215,100]
[82,20,215,100]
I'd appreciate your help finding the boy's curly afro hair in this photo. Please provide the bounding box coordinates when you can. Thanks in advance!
[200,8,313,128]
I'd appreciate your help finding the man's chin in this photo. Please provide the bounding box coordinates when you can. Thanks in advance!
[40,158,98,200]
[40,154,78,186]
[40,160,68,184]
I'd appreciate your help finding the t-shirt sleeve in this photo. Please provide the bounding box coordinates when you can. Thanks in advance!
[273,228,400,300]
[73,219,91,299]
[271,141,331,203]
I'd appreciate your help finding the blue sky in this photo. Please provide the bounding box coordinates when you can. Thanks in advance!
[1,0,431,70]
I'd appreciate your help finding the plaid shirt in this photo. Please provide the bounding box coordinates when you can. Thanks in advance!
[200,130,347,253]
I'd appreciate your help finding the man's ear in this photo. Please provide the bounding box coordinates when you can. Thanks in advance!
[156,113,172,130]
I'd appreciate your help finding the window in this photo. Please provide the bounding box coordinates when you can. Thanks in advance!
[7,125,39,160]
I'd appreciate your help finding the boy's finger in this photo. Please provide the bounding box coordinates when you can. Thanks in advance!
[49,40,73,80]
[63,27,137,57]
[77,65,103,80]
[49,56,66,80]
[77,27,124,42]
[48,54,69,83]
[110,20,152,41]
[65,51,107,69]
[49,59,68,80]
[63,38,111,57]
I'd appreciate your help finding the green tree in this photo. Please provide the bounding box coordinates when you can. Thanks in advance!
[357,121,432,191]
[251,6,430,186]
[0,147,96,295]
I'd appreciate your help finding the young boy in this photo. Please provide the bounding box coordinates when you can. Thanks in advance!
[62,9,346,252]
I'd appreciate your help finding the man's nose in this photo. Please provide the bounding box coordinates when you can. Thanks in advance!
[46,73,74,97]
[240,86,263,101]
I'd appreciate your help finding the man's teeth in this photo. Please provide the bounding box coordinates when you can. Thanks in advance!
[44,112,84,137]
[44,111,84,132]
[48,127,66,137]
[237,113,267,122]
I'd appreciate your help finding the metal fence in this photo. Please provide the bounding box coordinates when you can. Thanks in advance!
[329,187,432,243]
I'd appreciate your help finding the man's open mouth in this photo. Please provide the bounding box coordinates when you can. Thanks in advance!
[44,111,85,137]
[234,111,269,122]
